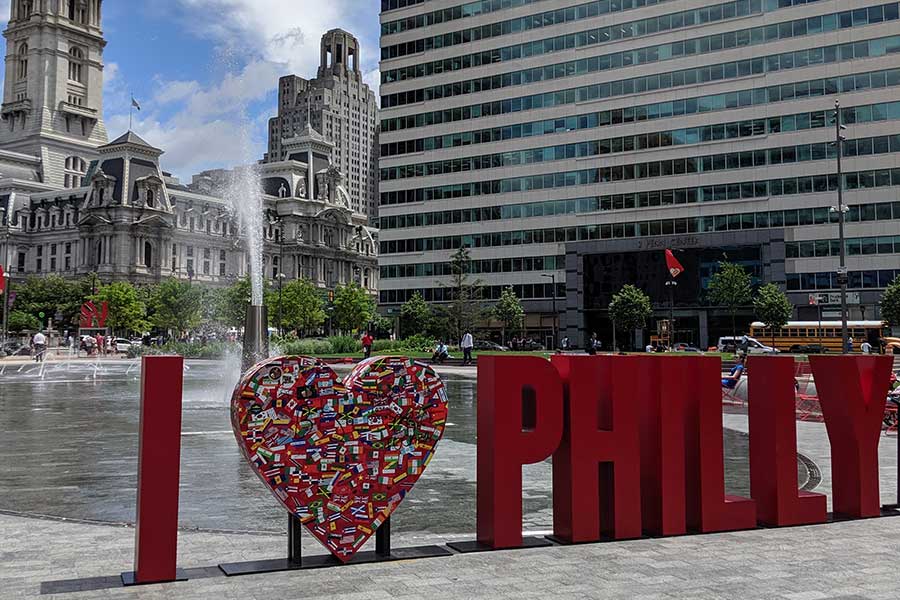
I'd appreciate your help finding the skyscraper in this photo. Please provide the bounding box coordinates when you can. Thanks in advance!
[266,30,380,219]
[379,0,900,348]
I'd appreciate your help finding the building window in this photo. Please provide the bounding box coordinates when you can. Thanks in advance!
[17,43,28,81]
[68,47,84,83]
[64,156,87,188]
[69,0,87,23]
[146,189,155,208]
[144,242,153,268]
[17,252,25,273]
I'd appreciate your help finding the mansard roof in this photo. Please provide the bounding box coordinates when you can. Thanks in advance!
[108,131,155,148]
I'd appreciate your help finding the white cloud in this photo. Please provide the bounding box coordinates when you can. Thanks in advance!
[108,0,381,180]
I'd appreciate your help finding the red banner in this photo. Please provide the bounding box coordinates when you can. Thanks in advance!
[665,249,685,278]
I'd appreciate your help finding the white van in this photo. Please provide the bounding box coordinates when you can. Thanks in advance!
[716,336,778,354]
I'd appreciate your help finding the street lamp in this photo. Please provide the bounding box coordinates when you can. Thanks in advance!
[541,273,557,350]
[831,99,850,354]
[665,279,678,349]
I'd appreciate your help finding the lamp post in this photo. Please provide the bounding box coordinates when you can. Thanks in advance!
[541,273,557,350]
[831,99,850,354]
[665,279,677,349]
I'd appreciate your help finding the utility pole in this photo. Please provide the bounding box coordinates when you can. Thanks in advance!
[832,99,850,354]
[541,273,557,350]
[665,279,677,349]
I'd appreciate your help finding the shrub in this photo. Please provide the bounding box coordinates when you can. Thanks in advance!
[278,339,334,356]
[372,339,399,353]
[396,334,436,353]
[328,336,361,354]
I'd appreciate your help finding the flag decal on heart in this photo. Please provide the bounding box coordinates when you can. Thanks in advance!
[231,355,449,562]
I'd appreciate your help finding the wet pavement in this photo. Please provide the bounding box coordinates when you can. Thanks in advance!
[0,358,806,537]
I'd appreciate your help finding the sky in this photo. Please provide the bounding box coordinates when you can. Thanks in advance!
[0,0,382,180]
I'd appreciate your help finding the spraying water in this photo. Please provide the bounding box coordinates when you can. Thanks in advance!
[226,158,265,305]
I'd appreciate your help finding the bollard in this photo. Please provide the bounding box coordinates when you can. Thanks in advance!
[122,355,187,586]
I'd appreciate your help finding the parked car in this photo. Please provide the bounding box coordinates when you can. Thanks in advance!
[673,343,703,353]
[473,340,508,351]
[716,336,778,354]
[517,339,546,351]
[114,338,132,353]
[1,341,30,356]
[788,343,829,354]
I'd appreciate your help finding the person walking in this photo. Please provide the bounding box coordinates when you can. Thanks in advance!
[32,331,47,363]
[846,337,854,353]
[461,330,474,366]
[860,340,873,354]
[587,333,599,355]
[361,331,373,359]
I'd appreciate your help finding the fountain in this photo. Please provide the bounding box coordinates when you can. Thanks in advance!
[222,124,269,371]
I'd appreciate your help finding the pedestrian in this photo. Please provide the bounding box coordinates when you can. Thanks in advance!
[860,340,873,354]
[587,333,599,355]
[846,337,854,353]
[361,331,373,359]
[560,336,569,351]
[95,333,104,357]
[646,343,654,353]
[32,330,47,362]
[461,329,474,366]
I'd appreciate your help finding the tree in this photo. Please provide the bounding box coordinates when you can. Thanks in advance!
[90,282,149,335]
[882,275,900,328]
[7,310,40,332]
[754,283,793,350]
[11,274,93,330]
[149,279,202,333]
[708,262,753,341]
[441,247,485,343]
[494,287,524,345]
[333,282,375,333]
[400,291,432,338]
[267,278,326,335]
[608,285,653,351]
[218,277,253,328]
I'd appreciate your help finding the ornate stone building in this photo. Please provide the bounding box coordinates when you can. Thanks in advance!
[265,29,379,220]
[0,1,378,296]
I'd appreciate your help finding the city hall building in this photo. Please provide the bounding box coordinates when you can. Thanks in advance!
[378,0,900,348]
[0,2,377,297]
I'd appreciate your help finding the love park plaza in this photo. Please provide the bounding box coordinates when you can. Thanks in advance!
[2,1,900,599]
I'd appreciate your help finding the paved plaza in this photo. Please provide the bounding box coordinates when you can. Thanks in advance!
[3,509,900,599]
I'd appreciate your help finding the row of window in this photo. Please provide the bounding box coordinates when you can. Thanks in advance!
[382,179,900,230]
[382,0,838,84]
[381,197,598,230]
[381,36,900,133]
[379,201,900,255]
[787,270,900,291]
[380,283,566,305]
[380,139,900,203]
[382,0,547,34]
[382,132,900,182]
[384,0,694,65]
[381,255,565,279]
[599,101,900,155]
[381,9,896,107]
[381,67,900,154]
[787,236,900,258]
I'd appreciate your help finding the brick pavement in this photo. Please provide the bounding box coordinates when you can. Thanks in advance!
[4,510,900,599]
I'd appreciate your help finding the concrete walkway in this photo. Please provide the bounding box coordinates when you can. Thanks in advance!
[4,510,900,599]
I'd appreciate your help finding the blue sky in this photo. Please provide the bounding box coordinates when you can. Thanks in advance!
[1,0,382,179]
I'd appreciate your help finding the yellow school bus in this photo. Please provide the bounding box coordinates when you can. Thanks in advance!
[749,321,887,353]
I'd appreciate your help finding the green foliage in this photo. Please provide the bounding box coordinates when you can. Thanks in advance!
[754,283,793,335]
[10,274,94,328]
[277,338,335,356]
[332,282,375,333]
[328,335,362,354]
[441,247,486,342]
[129,341,237,360]
[494,287,524,344]
[708,261,753,339]
[148,279,203,333]
[7,310,40,332]
[608,285,653,350]
[218,277,253,327]
[370,314,394,338]
[400,292,432,338]
[881,275,900,327]
[266,278,326,334]
[90,281,149,334]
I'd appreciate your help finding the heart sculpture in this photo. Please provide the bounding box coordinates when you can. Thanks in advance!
[231,355,449,562]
